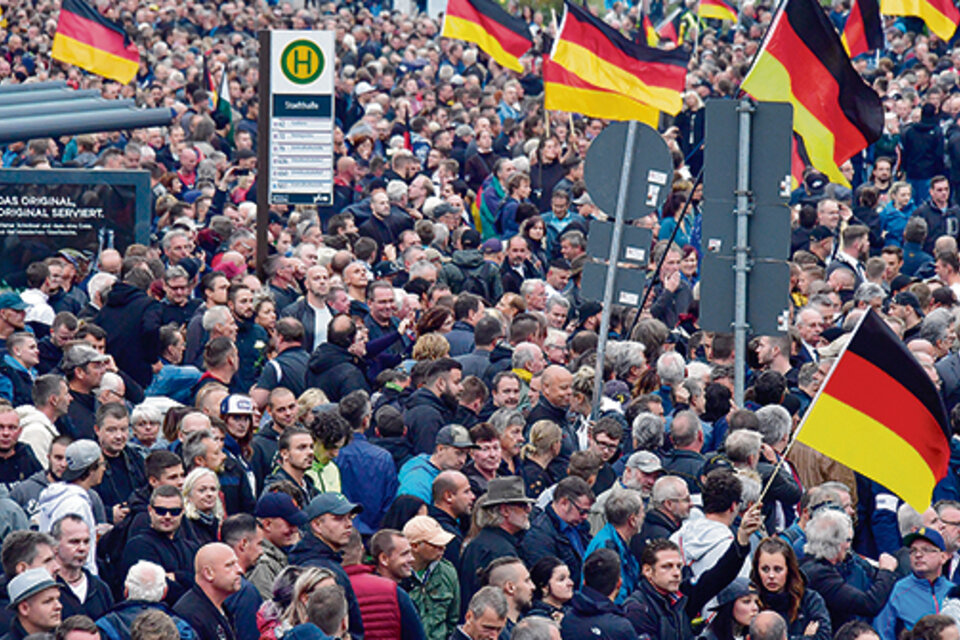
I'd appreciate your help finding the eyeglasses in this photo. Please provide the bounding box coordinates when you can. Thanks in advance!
[572,503,592,517]
[152,506,183,517]
[910,547,941,556]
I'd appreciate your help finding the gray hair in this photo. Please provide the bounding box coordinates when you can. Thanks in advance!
[467,585,508,619]
[650,476,688,509]
[386,179,408,203]
[656,351,686,385]
[202,305,233,332]
[182,429,215,472]
[511,616,560,640]
[546,295,570,313]
[409,260,437,280]
[670,410,701,448]
[519,279,545,299]
[161,229,189,250]
[632,412,664,451]
[125,560,168,602]
[98,371,124,395]
[804,509,852,560]
[898,503,924,537]
[131,404,162,425]
[87,272,116,302]
[736,470,762,508]
[854,282,884,304]
[611,341,646,380]
[724,429,762,465]
[605,488,644,526]
[920,308,954,345]
[490,407,526,436]
[164,265,189,282]
[512,342,542,370]
[755,405,791,446]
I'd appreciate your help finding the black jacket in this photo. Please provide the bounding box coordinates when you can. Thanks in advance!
[94,282,163,388]
[560,586,634,640]
[287,534,365,640]
[459,526,522,615]
[520,505,590,587]
[122,527,195,605]
[0,442,41,492]
[914,199,960,254]
[96,446,147,518]
[250,425,281,495]
[481,343,514,389]
[218,452,256,516]
[633,507,682,555]
[0,359,33,407]
[799,555,897,630]
[36,336,62,374]
[526,398,576,480]
[66,389,97,440]
[173,585,236,640]
[901,118,946,180]
[428,505,466,568]
[661,448,705,494]
[280,298,331,353]
[404,387,456,454]
[58,569,114,620]
[306,342,370,402]
[439,250,504,304]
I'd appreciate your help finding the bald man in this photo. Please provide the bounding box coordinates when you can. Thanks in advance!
[173,542,243,640]
[526,365,576,479]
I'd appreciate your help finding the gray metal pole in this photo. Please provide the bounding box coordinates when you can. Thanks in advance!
[0,108,173,144]
[0,80,67,93]
[0,99,135,120]
[0,89,100,106]
[592,120,639,416]
[734,99,754,407]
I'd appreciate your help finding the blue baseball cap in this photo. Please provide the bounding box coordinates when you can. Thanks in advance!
[303,492,363,521]
[904,527,946,551]
[255,493,308,527]
[0,291,27,311]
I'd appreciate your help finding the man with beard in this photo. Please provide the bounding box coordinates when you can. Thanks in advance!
[404,358,464,454]
[250,387,302,493]
[429,470,476,568]
[227,285,269,393]
[248,492,308,599]
[160,265,201,328]
[281,265,334,352]
[826,225,870,284]
[0,400,42,492]
[459,477,535,611]
[483,556,534,639]
[263,427,319,503]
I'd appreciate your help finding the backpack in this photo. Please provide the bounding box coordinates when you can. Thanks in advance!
[460,262,493,302]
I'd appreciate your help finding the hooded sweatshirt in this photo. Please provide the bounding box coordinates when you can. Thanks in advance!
[38,481,98,574]
[670,514,750,584]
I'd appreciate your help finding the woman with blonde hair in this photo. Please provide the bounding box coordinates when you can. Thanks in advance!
[279,567,338,635]
[411,333,451,361]
[181,467,224,547]
[296,388,329,424]
[521,420,563,499]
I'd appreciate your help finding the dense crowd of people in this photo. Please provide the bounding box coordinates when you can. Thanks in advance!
[6,1,960,640]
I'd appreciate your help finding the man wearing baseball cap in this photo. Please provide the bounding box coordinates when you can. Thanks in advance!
[398,424,477,503]
[0,291,28,357]
[875,527,953,640]
[60,344,110,441]
[3,568,61,640]
[288,492,365,640]
[248,492,308,599]
[403,515,459,640]
[36,440,104,576]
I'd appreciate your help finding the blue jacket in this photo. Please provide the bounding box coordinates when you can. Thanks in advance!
[584,523,640,604]
[397,454,440,503]
[874,573,953,640]
[879,201,916,247]
[284,624,331,640]
[338,433,399,534]
[96,601,196,640]
[520,505,591,587]
[288,534,365,640]
[224,577,263,640]
[444,322,475,357]
[561,586,634,640]
[145,362,203,405]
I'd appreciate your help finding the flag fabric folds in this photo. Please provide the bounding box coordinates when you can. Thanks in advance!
[543,59,659,126]
[552,2,689,115]
[699,0,738,22]
[842,0,883,57]
[796,309,950,511]
[642,13,659,46]
[880,0,959,42]
[656,8,689,44]
[740,0,882,185]
[441,0,533,73]
[52,0,140,84]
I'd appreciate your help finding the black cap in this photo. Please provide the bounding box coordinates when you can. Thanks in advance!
[809,226,834,242]
[893,291,924,314]
[461,229,481,249]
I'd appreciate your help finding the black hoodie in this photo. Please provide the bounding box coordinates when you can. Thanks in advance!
[305,341,369,402]
[93,282,163,387]
[560,586,635,640]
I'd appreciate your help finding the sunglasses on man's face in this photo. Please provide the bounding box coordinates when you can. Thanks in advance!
[152,506,183,517]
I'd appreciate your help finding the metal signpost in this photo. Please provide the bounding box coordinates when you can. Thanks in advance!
[257,30,336,275]
[582,122,673,414]
[699,99,793,405]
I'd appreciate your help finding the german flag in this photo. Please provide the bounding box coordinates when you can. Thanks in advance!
[543,58,659,126]
[796,310,949,510]
[552,2,689,115]
[52,0,139,84]
[699,0,738,22]
[842,0,883,57]
[790,133,811,190]
[642,13,659,46]
[441,0,532,73]
[657,8,687,44]
[740,0,882,186]
[881,0,959,42]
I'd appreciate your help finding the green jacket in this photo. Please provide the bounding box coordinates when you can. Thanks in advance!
[404,559,460,640]
[248,537,288,599]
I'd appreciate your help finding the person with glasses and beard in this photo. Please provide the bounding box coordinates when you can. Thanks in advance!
[520,477,594,588]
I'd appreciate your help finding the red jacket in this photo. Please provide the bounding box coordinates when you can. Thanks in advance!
[344,564,401,640]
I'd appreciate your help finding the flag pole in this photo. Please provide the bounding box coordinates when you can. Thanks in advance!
[755,309,869,505]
